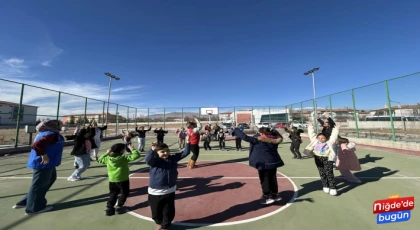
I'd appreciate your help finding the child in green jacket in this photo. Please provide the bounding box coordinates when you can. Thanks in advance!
[98,143,141,216]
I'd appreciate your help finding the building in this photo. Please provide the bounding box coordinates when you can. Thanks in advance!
[218,112,232,121]
[62,113,124,124]
[0,100,38,125]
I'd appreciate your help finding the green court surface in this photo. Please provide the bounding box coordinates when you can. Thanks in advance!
[0,135,419,230]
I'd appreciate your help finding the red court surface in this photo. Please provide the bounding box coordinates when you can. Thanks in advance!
[125,161,297,226]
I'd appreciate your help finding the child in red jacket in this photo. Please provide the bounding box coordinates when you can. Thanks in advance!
[186,118,202,169]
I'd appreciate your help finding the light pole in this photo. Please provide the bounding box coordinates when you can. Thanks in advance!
[104,72,120,124]
[304,68,320,130]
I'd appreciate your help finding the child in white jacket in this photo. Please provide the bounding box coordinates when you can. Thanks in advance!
[304,122,340,196]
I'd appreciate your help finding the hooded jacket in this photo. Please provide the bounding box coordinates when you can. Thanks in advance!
[145,144,191,189]
[304,125,339,161]
[97,149,141,182]
[233,128,284,170]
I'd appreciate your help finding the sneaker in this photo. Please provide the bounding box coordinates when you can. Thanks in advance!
[116,206,125,214]
[323,187,330,193]
[260,196,275,205]
[12,204,25,209]
[67,176,80,182]
[25,206,53,215]
[354,179,362,183]
[74,165,79,169]
[105,208,115,216]
[270,194,282,202]
[329,189,337,196]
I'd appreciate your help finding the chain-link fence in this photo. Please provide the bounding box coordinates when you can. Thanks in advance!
[1,72,419,147]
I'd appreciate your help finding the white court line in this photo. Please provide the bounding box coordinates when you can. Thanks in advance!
[1,176,420,180]
[126,160,299,227]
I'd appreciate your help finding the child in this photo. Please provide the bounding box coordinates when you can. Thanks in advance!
[233,127,284,204]
[121,130,133,153]
[135,125,152,152]
[154,127,168,144]
[317,112,340,164]
[304,122,340,196]
[177,127,187,150]
[98,143,141,216]
[66,128,91,181]
[284,127,304,159]
[232,125,244,151]
[336,137,362,183]
[90,121,108,161]
[186,118,202,169]
[145,136,191,230]
[218,129,226,151]
[202,130,212,150]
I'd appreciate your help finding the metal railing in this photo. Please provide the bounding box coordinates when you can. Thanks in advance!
[1,72,419,147]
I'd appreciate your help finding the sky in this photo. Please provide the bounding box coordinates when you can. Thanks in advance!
[0,0,420,116]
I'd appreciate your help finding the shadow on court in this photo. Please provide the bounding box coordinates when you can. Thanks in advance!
[297,166,398,199]
[170,190,296,229]
[358,154,384,164]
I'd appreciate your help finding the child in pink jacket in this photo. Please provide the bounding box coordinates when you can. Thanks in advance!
[336,137,361,183]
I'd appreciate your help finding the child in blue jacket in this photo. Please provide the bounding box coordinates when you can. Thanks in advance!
[232,125,244,151]
[233,127,284,205]
[145,136,191,230]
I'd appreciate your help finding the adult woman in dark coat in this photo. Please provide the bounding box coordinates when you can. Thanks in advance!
[233,127,284,205]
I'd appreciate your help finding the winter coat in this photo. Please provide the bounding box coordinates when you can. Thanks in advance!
[233,128,284,170]
[304,125,339,161]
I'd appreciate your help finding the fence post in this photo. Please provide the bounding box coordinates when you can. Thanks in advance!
[351,89,360,138]
[56,92,61,120]
[300,102,303,124]
[102,101,105,126]
[135,108,138,127]
[147,108,150,126]
[83,97,87,126]
[385,80,396,141]
[217,107,219,123]
[251,106,254,125]
[268,106,271,124]
[126,107,129,130]
[329,94,333,119]
[233,107,236,124]
[116,104,119,136]
[181,107,184,124]
[14,84,25,147]
[198,107,201,120]
[289,104,292,123]
[163,108,166,130]
[312,99,318,133]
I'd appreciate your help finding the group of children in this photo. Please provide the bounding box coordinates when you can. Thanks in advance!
[62,114,361,230]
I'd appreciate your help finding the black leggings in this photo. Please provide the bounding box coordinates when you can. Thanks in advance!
[290,141,302,158]
[157,138,164,144]
[219,138,225,149]
[190,144,200,161]
[258,168,278,196]
[235,138,242,150]
[203,141,211,150]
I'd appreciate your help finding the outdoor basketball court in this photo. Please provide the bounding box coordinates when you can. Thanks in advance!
[0,135,419,230]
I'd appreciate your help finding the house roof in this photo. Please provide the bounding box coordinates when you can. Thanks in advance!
[374,105,418,111]
[0,100,38,108]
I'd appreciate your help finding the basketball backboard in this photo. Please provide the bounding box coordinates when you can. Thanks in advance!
[200,107,218,116]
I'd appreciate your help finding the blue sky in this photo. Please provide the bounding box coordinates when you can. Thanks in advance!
[0,0,419,115]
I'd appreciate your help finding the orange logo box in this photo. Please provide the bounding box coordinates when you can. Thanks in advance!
[388,194,400,199]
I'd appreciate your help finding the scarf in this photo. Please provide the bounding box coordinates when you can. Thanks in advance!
[314,142,329,155]
[36,120,61,133]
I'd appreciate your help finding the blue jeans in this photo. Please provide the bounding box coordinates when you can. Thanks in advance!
[70,154,90,178]
[16,167,57,213]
